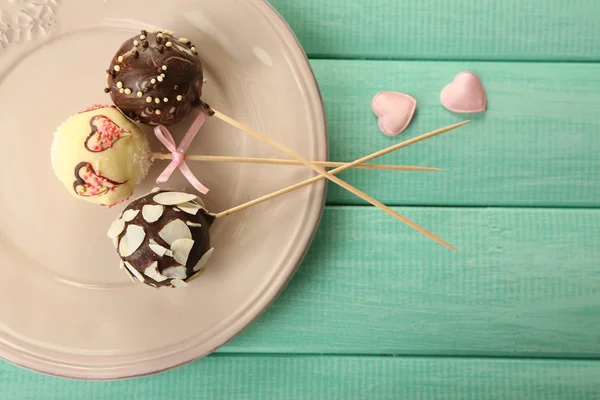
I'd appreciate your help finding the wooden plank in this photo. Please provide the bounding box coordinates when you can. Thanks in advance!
[307,60,600,207]
[269,0,600,61]
[2,356,599,399]
[221,207,600,357]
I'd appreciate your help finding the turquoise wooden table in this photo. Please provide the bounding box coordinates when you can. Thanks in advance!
[2,0,600,398]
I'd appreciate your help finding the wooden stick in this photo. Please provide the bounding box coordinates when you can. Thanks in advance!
[211,108,468,251]
[217,120,469,219]
[151,153,440,172]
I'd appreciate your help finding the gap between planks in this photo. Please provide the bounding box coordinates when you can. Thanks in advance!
[307,55,600,63]
[209,353,600,362]
[323,204,600,211]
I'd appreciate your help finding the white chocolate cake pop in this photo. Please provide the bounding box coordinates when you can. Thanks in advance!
[50,105,151,207]
[108,189,215,288]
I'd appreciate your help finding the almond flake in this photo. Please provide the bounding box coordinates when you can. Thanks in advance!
[144,261,168,282]
[153,192,197,205]
[107,219,125,238]
[186,269,206,283]
[193,247,214,272]
[122,265,137,282]
[113,237,119,249]
[142,204,164,223]
[159,219,191,246]
[124,261,145,282]
[186,221,202,228]
[119,260,125,269]
[122,209,140,222]
[193,197,206,208]
[171,238,195,265]
[162,265,187,279]
[177,202,202,215]
[149,239,169,257]
[119,225,146,257]
[170,279,189,288]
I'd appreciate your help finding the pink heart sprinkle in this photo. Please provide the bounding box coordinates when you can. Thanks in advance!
[440,71,487,113]
[371,91,417,136]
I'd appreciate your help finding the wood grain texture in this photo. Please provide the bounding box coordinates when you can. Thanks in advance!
[269,0,600,61]
[221,207,600,357]
[2,1,599,395]
[309,60,600,207]
[2,356,599,400]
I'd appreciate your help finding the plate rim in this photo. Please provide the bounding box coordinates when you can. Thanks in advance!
[0,0,328,380]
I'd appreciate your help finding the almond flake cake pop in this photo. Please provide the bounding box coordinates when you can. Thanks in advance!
[107,189,215,288]
[51,105,151,207]
[105,29,205,126]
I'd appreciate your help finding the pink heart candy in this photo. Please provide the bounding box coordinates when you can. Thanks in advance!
[440,71,487,113]
[372,91,417,136]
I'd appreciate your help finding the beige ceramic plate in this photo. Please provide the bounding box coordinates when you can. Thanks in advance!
[0,0,327,379]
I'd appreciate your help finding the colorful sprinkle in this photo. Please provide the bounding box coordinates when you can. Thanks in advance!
[157,76,163,82]
[176,95,183,101]
[155,98,160,104]
[85,116,130,152]
[124,88,132,95]
[163,97,168,102]
[117,55,124,62]
[116,81,123,88]
[146,97,152,103]
[151,78,156,84]
[74,162,124,197]
[113,65,121,72]
[162,65,167,71]
[81,104,109,112]
[137,91,143,98]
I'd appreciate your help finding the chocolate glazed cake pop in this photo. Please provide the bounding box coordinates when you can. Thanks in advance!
[106,29,205,126]
[107,189,216,288]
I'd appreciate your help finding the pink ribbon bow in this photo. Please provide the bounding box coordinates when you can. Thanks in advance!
[154,112,209,194]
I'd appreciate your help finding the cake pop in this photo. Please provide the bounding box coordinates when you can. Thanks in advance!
[50,105,151,207]
[51,106,430,207]
[106,121,470,288]
[105,29,204,126]
[103,30,462,250]
[107,189,215,288]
